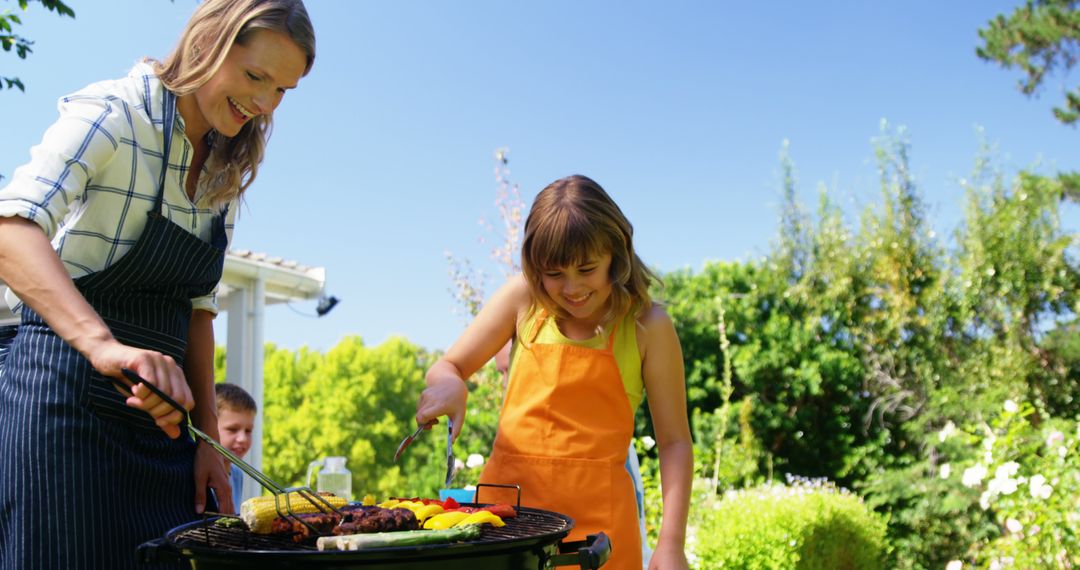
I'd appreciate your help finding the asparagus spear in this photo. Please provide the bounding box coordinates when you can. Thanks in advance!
[316,525,482,551]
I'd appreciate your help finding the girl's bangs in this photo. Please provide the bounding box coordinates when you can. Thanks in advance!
[531,209,605,270]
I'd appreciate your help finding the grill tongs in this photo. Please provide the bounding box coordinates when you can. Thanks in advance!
[114,369,344,538]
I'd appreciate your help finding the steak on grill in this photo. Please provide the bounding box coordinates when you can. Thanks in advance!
[269,505,419,543]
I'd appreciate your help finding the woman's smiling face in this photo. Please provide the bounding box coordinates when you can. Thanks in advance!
[184,28,307,140]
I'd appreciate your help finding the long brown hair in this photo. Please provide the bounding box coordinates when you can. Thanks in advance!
[521,174,658,328]
[152,0,316,207]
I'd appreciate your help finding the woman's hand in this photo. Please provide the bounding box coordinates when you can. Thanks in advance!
[194,440,233,514]
[415,361,469,441]
[91,340,194,438]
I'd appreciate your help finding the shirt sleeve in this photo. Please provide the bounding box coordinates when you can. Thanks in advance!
[0,93,125,238]
[190,199,238,315]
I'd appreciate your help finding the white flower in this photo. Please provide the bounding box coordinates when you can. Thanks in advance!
[465,453,485,469]
[939,464,951,480]
[946,561,963,570]
[939,421,957,442]
[1047,430,1064,447]
[640,436,656,450]
[1059,446,1068,458]
[1005,518,1023,534]
[988,473,1018,496]
[962,464,988,488]
[1004,399,1018,413]
[1030,474,1053,500]
[979,490,992,510]
[996,461,1020,478]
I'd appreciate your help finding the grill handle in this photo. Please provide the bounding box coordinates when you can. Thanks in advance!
[135,537,182,564]
[550,532,611,569]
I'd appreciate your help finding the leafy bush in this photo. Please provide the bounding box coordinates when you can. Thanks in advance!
[695,477,888,569]
[939,398,1080,568]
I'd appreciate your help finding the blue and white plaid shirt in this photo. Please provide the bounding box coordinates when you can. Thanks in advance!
[0,62,237,316]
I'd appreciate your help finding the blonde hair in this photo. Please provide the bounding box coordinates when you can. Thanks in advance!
[152,0,316,207]
[521,174,658,329]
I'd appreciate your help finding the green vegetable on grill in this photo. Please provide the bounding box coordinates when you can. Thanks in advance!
[316,524,482,551]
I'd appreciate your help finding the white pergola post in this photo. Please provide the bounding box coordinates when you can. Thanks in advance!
[3,252,327,505]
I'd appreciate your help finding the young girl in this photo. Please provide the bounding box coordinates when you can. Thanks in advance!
[416,175,692,570]
[0,1,314,567]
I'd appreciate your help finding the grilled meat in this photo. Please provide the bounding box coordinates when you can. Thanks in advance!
[335,506,419,535]
[270,511,339,543]
[269,505,419,543]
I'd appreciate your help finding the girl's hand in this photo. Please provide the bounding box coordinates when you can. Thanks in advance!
[649,541,690,570]
[194,440,232,514]
[91,340,194,438]
[415,363,469,441]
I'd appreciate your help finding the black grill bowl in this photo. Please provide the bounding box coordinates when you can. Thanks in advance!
[137,504,609,569]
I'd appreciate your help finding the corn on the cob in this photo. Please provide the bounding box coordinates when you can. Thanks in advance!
[241,492,349,534]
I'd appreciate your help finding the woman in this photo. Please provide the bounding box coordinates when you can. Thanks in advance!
[0,1,314,567]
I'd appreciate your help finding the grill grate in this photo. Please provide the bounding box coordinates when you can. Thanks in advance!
[173,506,572,553]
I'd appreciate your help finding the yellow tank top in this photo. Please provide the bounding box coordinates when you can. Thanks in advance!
[510,310,644,410]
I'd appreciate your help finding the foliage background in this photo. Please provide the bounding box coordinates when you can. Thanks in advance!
[213,124,1076,566]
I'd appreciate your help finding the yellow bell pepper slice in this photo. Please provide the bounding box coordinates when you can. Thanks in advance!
[454,511,505,528]
[412,503,445,523]
[423,511,472,530]
[378,499,401,508]
[361,494,376,506]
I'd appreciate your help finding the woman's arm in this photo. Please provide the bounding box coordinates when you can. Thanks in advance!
[639,304,693,570]
[185,309,232,514]
[415,275,530,439]
[0,216,193,436]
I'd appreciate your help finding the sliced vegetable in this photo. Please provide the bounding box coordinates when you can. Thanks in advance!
[455,511,505,528]
[423,511,471,530]
[410,503,445,523]
[479,503,516,519]
[361,494,376,506]
[377,499,401,509]
[317,525,482,551]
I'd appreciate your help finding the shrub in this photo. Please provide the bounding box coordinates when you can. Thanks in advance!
[695,477,888,569]
[939,398,1080,568]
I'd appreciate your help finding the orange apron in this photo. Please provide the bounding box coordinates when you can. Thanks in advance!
[479,311,642,570]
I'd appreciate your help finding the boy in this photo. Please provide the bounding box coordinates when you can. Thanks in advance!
[215,383,257,513]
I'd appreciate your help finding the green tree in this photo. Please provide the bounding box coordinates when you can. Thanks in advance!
[1,0,74,91]
[260,336,449,499]
[977,0,1080,125]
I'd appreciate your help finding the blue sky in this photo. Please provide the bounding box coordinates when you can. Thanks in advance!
[2,1,1077,352]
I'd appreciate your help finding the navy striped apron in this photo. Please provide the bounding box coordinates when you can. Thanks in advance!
[0,90,227,569]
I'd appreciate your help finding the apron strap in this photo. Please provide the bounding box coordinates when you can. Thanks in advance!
[526,309,548,344]
[605,320,619,351]
[154,90,177,214]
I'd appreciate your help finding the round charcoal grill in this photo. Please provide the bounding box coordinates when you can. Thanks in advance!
[136,503,609,569]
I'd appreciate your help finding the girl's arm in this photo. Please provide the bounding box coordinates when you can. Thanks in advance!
[0,216,194,437]
[639,304,693,570]
[416,275,530,440]
[185,309,231,514]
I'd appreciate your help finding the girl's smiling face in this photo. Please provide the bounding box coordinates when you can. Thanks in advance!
[540,252,614,325]
[181,28,307,140]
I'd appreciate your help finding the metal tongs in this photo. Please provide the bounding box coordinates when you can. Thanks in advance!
[112,369,343,537]
[394,417,456,488]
